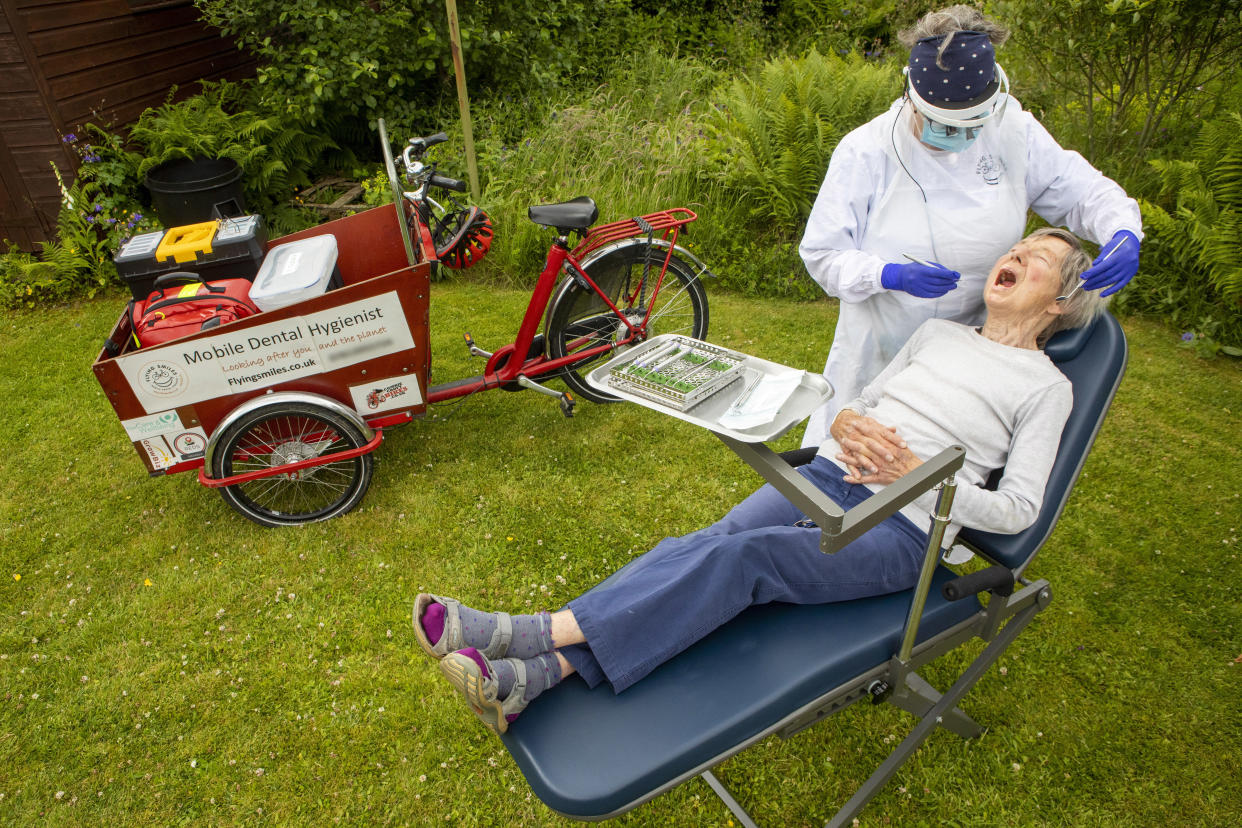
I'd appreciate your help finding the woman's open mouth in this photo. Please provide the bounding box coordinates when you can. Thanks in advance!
[994,266,1018,288]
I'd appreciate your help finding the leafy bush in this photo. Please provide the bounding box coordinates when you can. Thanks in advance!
[774,0,941,57]
[1119,112,1242,351]
[621,1,938,65]
[995,0,1242,180]
[194,0,630,127]
[65,126,147,231]
[705,50,895,231]
[623,0,774,69]
[0,178,142,308]
[62,129,155,253]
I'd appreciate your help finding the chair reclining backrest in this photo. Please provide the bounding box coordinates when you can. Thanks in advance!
[956,312,1128,574]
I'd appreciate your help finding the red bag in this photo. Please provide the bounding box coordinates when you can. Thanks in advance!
[128,271,260,349]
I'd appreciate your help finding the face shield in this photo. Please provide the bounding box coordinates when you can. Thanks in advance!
[905,62,1010,141]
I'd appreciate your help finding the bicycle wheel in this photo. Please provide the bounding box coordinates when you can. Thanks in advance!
[545,244,708,404]
[211,402,374,527]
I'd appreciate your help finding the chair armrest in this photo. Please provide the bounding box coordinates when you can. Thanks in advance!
[824,445,965,553]
[715,437,965,555]
[716,435,846,537]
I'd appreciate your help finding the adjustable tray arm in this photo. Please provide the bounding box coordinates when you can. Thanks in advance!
[714,436,965,555]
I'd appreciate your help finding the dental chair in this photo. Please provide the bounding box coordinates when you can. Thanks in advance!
[499,313,1127,827]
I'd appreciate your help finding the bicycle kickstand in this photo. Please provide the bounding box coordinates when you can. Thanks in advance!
[515,375,575,418]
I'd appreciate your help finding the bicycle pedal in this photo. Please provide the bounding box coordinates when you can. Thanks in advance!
[560,392,575,419]
[462,332,491,358]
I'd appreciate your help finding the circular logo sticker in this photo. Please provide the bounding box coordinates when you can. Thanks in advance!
[172,432,206,456]
[138,361,188,398]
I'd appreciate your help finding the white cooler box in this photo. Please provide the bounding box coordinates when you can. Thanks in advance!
[251,235,342,311]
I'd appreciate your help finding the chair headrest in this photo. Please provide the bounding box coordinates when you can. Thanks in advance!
[1043,317,1099,363]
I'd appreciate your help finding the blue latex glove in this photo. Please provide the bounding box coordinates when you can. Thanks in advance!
[1080,230,1140,297]
[880,260,960,298]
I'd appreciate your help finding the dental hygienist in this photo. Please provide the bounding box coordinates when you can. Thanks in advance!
[798,4,1142,448]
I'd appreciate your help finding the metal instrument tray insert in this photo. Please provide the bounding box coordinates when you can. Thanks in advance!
[587,335,833,443]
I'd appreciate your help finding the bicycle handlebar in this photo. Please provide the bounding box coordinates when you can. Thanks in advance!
[398,129,467,196]
[429,174,467,193]
[407,133,449,157]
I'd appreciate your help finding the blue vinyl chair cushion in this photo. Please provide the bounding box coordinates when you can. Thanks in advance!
[501,567,981,819]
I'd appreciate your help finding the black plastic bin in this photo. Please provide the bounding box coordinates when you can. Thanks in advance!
[144,158,246,227]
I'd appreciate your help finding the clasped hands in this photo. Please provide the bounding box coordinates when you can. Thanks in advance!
[829,409,923,484]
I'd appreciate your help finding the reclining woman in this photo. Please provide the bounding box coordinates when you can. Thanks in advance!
[414,227,1106,736]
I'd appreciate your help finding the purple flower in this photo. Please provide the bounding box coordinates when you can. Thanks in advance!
[1181,332,1194,342]
[62,133,78,143]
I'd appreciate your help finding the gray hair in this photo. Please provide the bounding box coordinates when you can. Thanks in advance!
[898,5,1010,69]
[1025,227,1107,346]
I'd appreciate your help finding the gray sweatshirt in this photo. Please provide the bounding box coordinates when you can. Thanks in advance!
[816,318,1073,546]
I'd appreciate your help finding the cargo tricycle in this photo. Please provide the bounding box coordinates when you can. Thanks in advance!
[92,122,713,527]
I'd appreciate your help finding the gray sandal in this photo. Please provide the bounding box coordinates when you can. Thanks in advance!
[412,593,513,660]
[439,650,528,736]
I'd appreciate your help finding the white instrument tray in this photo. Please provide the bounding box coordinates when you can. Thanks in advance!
[587,334,833,443]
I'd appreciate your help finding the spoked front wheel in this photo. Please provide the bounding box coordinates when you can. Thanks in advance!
[211,402,374,527]
[544,244,708,404]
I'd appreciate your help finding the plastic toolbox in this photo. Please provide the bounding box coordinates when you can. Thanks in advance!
[114,215,267,300]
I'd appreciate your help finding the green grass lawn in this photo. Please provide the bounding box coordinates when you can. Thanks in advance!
[1,281,1239,826]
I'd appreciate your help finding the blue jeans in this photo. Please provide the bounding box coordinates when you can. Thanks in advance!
[562,455,929,692]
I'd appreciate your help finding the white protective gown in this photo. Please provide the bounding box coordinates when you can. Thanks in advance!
[798,96,1143,448]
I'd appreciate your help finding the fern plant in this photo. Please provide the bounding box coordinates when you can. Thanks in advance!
[706,50,897,230]
[1124,112,1242,349]
[1143,112,1242,303]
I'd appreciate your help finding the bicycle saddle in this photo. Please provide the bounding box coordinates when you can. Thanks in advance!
[528,197,599,232]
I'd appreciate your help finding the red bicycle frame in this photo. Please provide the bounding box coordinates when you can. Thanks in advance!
[424,207,698,403]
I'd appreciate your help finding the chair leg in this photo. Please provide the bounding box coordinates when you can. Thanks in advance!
[824,600,1041,828]
[889,672,984,740]
[702,769,761,828]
